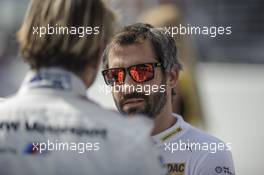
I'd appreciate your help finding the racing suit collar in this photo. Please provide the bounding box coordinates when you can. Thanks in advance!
[152,113,189,146]
[19,67,87,97]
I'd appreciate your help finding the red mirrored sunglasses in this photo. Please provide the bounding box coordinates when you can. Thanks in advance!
[102,62,162,86]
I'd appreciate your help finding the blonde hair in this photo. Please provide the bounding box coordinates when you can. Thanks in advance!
[17,0,115,73]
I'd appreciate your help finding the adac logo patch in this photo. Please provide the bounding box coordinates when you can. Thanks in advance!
[166,162,185,175]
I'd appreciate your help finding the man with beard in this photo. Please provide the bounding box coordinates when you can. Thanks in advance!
[102,23,235,175]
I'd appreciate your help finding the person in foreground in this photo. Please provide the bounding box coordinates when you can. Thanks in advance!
[102,23,235,175]
[0,1,165,175]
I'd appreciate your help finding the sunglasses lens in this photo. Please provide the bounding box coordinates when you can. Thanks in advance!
[129,64,154,82]
[103,69,125,85]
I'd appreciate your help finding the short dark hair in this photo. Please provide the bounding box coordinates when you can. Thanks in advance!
[17,0,115,74]
[102,23,182,72]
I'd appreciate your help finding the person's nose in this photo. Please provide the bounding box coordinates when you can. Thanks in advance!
[123,71,137,93]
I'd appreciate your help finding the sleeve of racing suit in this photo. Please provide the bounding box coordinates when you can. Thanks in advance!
[196,150,235,175]
[120,117,166,175]
[129,136,166,175]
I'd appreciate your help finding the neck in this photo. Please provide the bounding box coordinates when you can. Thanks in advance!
[78,66,97,88]
[151,105,177,136]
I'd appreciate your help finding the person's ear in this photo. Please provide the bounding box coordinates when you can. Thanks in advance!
[168,64,180,88]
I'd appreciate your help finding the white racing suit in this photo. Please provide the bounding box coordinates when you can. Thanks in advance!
[0,68,165,175]
[153,114,235,175]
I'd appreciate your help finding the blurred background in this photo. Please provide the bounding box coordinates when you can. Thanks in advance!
[0,0,264,174]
